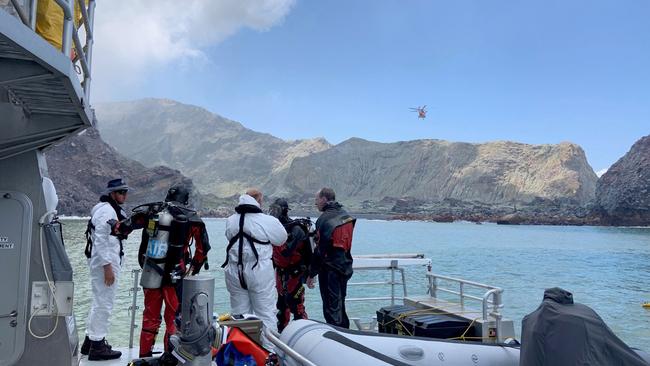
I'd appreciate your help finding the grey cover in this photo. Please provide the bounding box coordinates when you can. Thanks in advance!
[520,287,649,366]
[44,221,73,281]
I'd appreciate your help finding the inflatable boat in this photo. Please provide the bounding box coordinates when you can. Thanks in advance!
[277,319,520,366]
[276,319,650,366]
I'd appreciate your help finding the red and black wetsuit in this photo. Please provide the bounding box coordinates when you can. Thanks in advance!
[272,218,312,332]
[134,206,210,357]
[311,201,355,328]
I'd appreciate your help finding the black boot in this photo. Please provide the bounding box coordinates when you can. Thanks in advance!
[159,352,178,366]
[88,339,122,361]
[83,336,113,356]
[80,336,91,355]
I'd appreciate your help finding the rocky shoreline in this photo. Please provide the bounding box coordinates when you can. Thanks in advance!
[193,197,636,227]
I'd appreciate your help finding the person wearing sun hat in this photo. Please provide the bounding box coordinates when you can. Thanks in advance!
[81,178,130,360]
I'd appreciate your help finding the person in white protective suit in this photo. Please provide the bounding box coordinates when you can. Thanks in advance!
[81,178,129,361]
[223,189,288,349]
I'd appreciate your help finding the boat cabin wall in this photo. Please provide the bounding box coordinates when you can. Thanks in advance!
[0,149,77,366]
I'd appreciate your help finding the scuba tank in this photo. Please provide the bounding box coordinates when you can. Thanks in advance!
[140,209,173,289]
[166,213,190,284]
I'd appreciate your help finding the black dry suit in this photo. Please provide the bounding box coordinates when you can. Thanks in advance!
[520,287,650,366]
[312,201,356,328]
[311,201,356,278]
[222,204,270,290]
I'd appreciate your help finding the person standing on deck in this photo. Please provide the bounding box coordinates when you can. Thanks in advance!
[81,178,128,361]
[269,198,313,332]
[307,187,356,328]
[134,185,211,358]
[223,189,287,349]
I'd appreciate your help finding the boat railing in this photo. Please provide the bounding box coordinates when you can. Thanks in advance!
[3,0,96,102]
[347,254,432,306]
[347,260,406,306]
[127,268,142,349]
[426,272,505,341]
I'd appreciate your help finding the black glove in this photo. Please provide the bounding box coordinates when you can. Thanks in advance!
[107,219,118,234]
[107,218,133,240]
[190,259,204,275]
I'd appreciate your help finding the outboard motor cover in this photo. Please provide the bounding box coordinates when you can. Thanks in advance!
[520,287,650,366]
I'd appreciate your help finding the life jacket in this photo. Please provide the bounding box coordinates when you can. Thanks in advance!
[215,326,272,366]
[221,204,270,290]
[273,218,312,269]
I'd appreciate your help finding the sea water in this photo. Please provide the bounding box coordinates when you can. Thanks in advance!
[62,218,650,349]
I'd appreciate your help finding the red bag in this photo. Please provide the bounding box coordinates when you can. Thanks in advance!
[216,327,269,366]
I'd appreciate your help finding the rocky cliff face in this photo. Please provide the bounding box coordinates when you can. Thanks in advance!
[595,135,650,226]
[95,99,598,209]
[94,99,331,197]
[44,128,199,216]
[281,138,597,205]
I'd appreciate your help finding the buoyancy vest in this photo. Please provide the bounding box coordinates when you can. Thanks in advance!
[221,204,271,290]
[314,202,356,277]
[316,209,356,254]
[273,219,312,269]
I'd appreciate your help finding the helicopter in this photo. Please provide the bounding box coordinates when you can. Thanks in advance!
[410,105,427,119]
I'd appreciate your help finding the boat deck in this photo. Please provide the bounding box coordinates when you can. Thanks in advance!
[79,347,142,366]
[78,347,219,366]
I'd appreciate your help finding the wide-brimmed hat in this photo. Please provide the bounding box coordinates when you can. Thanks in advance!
[104,178,129,194]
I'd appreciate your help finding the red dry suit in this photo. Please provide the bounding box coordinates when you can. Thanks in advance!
[132,204,210,357]
[272,218,312,332]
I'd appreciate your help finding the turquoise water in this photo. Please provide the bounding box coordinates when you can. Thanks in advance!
[62,218,650,349]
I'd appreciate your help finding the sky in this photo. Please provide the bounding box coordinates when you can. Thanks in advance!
[91,0,650,174]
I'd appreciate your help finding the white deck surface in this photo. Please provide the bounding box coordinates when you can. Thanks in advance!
[79,347,141,365]
[79,347,218,366]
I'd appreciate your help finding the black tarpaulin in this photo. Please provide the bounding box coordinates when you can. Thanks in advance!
[520,287,649,366]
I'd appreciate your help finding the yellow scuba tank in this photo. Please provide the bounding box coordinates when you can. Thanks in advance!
[643,302,650,309]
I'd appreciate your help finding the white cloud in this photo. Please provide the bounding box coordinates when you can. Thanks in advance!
[596,168,608,177]
[90,0,295,100]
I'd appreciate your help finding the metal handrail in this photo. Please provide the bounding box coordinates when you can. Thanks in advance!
[4,0,96,103]
[483,288,503,342]
[128,268,142,349]
[347,260,406,306]
[426,272,505,341]
[9,0,29,25]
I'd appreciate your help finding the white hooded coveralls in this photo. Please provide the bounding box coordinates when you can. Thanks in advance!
[86,201,123,341]
[224,194,287,348]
